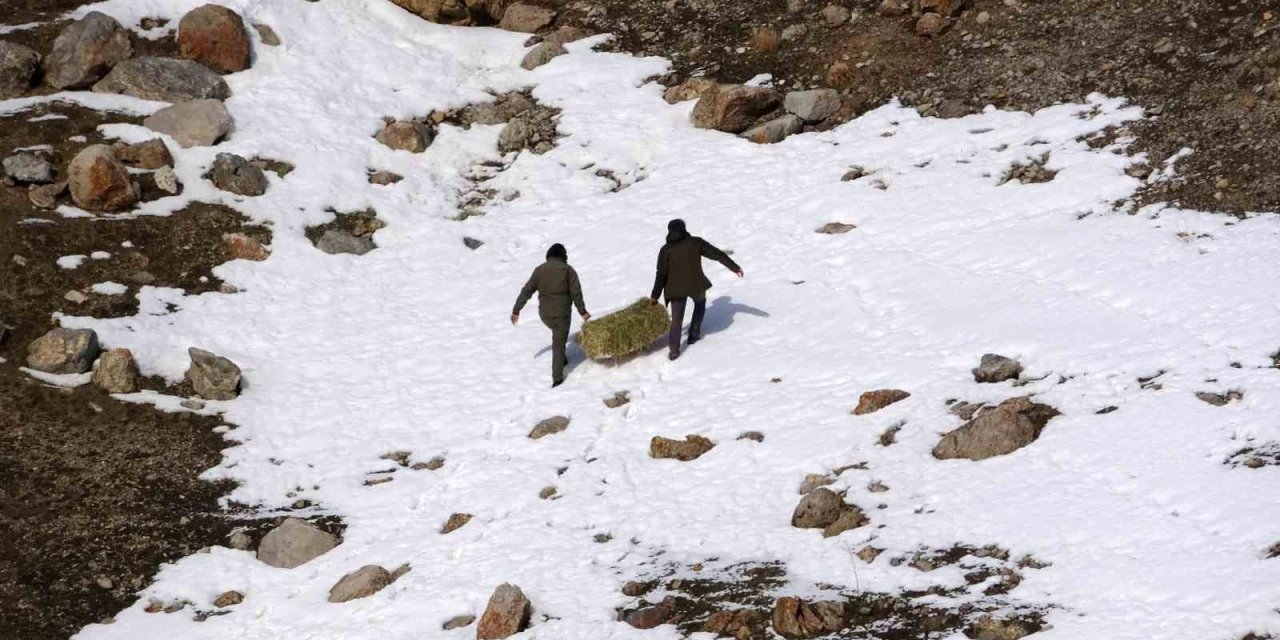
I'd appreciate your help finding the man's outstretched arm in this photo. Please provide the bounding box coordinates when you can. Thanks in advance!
[702,240,743,276]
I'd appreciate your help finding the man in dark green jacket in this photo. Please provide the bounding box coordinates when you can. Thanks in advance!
[513,243,590,387]
[649,219,743,360]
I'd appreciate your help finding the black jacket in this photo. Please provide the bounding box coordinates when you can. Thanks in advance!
[514,257,586,320]
[651,232,740,301]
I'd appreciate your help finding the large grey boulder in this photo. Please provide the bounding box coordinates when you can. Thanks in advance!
[3,153,55,184]
[476,583,532,640]
[0,41,41,98]
[143,99,233,147]
[185,347,241,400]
[316,229,375,255]
[27,328,101,374]
[44,12,133,90]
[972,353,1023,383]
[206,153,268,196]
[933,396,1059,461]
[93,57,231,103]
[328,565,393,603]
[256,518,339,568]
[67,145,138,212]
[784,89,840,122]
[92,347,139,393]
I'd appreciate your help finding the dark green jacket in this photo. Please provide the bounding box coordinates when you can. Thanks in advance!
[651,234,740,301]
[514,257,586,320]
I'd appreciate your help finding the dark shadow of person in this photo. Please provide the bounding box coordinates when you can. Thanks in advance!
[700,296,770,336]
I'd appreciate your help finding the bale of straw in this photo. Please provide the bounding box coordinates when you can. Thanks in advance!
[576,298,670,360]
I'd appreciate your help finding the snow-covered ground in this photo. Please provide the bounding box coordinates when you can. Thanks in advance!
[14,0,1279,638]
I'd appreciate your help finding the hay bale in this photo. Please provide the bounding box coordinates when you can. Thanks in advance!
[577,299,670,360]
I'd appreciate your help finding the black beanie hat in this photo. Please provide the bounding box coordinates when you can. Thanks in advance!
[546,243,567,260]
[668,219,687,234]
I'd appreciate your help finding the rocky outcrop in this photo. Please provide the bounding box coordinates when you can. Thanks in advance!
[691,85,780,134]
[178,4,252,74]
[972,353,1022,383]
[256,518,339,568]
[93,57,231,103]
[476,583,532,639]
[852,389,910,415]
[933,396,1059,461]
[206,153,269,196]
[650,434,715,461]
[44,12,133,90]
[185,347,241,400]
[26,328,101,374]
[497,108,558,154]
[0,41,41,99]
[664,76,719,104]
[67,145,138,212]
[703,608,766,639]
[92,348,139,393]
[528,415,569,439]
[771,597,845,639]
[328,565,393,603]
[375,120,433,153]
[113,138,173,169]
[143,99,233,147]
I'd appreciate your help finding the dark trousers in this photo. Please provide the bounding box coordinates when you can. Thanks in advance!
[541,315,570,383]
[668,296,706,354]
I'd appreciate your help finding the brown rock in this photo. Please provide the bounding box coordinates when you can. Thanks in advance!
[213,590,243,607]
[691,85,780,134]
[817,222,856,234]
[27,327,101,374]
[853,389,910,415]
[498,4,556,33]
[224,232,270,261]
[856,546,883,563]
[328,565,393,603]
[528,415,569,439]
[621,580,654,597]
[521,41,565,69]
[664,77,719,104]
[920,0,966,17]
[791,487,843,529]
[821,506,868,538]
[179,4,253,74]
[444,614,476,629]
[798,473,833,494]
[92,348,139,393]
[623,597,677,629]
[253,24,281,46]
[29,181,68,209]
[44,12,133,90]
[185,347,241,400]
[376,121,433,152]
[603,391,630,408]
[649,434,715,461]
[703,609,766,639]
[543,25,592,47]
[916,13,951,37]
[476,583,531,639]
[825,62,854,88]
[933,396,1059,461]
[878,0,909,16]
[68,145,138,212]
[368,170,403,185]
[738,431,765,442]
[441,512,473,533]
[967,615,1039,640]
[771,597,845,639]
[114,138,174,169]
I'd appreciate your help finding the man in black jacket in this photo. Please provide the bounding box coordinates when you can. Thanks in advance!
[649,219,743,360]
[513,243,590,387]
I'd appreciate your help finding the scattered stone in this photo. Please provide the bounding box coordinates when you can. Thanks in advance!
[497,110,558,154]
[820,4,851,27]
[538,485,558,499]
[3,153,55,184]
[738,430,765,442]
[967,615,1039,640]
[143,99,233,148]
[826,61,854,88]
[664,76,719,104]
[316,229,375,255]
[856,546,883,563]
[375,120,433,153]
[623,597,677,629]
[853,389,910,415]
[949,400,986,420]
[649,434,715,461]
[780,24,808,42]
[528,415,570,439]
[463,236,484,250]
[213,590,243,607]
[113,138,173,169]
[772,597,845,639]
[44,12,133,90]
[256,518,339,568]
[476,583,532,640]
[791,487,844,529]
[185,347,242,400]
[784,89,840,122]
[621,580,654,597]
[92,348,139,393]
[822,505,868,537]
[543,25,592,47]
[443,615,476,630]
[933,396,1059,461]
[154,166,180,194]
[441,512,473,534]
[1195,390,1243,406]
[692,85,781,134]
[604,391,630,408]
[224,232,270,261]
[0,41,41,99]
[207,153,269,196]
[740,114,804,144]
[328,565,393,603]
[65,290,88,304]
[499,4,557,33]
[227,530,252,550]
[816,222,856,234]
[841,166,866,181]
[972,353,1022,383]
[68,145,138,212]
[878,0,909,16]
[178,4,253,74]
[936,99,968,119]
[921,0,967,17]
[26,327,101,374]
[703,609,766,638]
[93,57,232,103]
[521,41,565,69]
[368,169,403,185]
[868,480,889,493]
[916,13,951,37]
[253,23,281,46]
[29,181,68,209]
[798,473,833,494]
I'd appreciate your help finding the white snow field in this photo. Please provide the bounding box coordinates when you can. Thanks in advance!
[20,0,1278,639]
